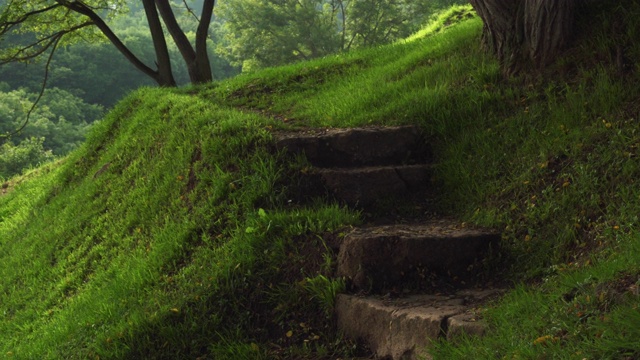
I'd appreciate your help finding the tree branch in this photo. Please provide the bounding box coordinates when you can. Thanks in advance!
[194,0,214,82]
[55,0,165,84]
[0,4,63,36]
[0,22,93,65]
[141,0,176,86]
[181,0,200,22]
[1,32,61,140]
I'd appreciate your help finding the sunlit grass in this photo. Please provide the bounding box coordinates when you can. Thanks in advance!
[403,4,477,43]
[0,88,359,358]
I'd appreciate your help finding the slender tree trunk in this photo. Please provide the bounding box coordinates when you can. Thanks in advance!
[142,0,177,86]
[338,0,347,51]
[155,0,214,84]
[19,1,214,87]
[469,0,576,76]
[155,0,198,82]
[195,0,215,83]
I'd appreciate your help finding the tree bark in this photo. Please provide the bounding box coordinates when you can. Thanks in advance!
[155,0,198,82]
[142,0,177,87]
[155,0,214,84]
[469,0,576,76]
[195,0,215,84]
[523,0,576,68]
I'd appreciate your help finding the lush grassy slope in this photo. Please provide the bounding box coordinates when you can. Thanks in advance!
[2,3,640,359]
[0,92,358,359]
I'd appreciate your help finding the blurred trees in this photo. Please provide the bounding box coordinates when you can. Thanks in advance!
[0,87,102,178]
[216,0,467,70]
[0,137,54,179]
[0,87,102,152]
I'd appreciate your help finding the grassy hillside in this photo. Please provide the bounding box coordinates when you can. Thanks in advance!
[1,3,640,359]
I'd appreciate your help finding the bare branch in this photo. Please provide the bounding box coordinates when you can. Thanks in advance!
[1,32,62,140]
[182,0,200,22]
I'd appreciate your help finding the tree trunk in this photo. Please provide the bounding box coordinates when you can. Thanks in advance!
[469,0,576,76]
[142,0,177,86]
[155,0,214,84]
[523,0,576,68]
[194,0,215,84]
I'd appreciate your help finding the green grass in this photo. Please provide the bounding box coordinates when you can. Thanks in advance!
[0,90,359,358]
[1,2,640,359]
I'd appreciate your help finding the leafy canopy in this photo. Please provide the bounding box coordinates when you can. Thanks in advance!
[0,0,120,62]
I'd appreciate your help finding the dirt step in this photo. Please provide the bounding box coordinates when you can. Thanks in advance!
[335,289,503,360]
[337,219,500,292]
[274,126,432,168]
[312,164,433,208]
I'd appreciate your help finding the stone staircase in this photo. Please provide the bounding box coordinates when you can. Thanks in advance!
[274,126,502,360]
[275,126,432,208]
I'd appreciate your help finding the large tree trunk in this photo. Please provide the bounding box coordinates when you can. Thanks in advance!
[469,0,576,76]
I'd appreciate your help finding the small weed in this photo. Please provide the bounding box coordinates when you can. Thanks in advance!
[304,275,345,316]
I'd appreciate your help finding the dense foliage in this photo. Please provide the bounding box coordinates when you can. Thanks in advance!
[0,87,103,178]
[216,0,467,70]
[0,137,53,179]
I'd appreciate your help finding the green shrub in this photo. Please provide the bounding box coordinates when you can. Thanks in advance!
[0,137,54,179]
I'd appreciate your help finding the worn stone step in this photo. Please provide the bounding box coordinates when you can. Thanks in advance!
[274,126,432,167]
[337,219,500,292]
[335,289,502,360]
[311,164,433,207]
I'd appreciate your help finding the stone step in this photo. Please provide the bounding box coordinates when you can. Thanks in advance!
[337,219,500,292]
[335,289,502,360]
[312,164,433,207]
[274,126,432,167]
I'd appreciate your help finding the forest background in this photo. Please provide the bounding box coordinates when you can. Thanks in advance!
[0,0,463,179]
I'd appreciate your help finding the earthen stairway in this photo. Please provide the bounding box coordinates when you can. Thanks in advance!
[275,126,502,360]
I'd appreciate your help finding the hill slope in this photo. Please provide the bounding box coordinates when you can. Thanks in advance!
[2,3,640,359]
